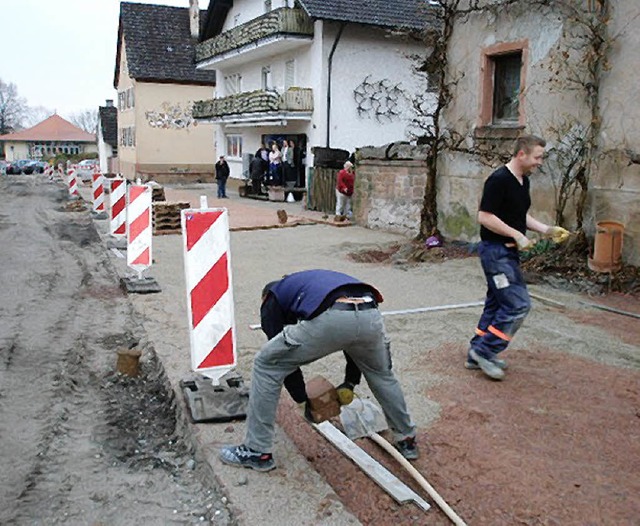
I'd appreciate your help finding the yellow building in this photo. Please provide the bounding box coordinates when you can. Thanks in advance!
[114,1,217,182]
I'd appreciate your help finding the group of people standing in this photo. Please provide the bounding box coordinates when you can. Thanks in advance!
[249,140,300,194]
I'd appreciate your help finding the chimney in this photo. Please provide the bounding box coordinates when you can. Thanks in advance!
[105,99,114,107]
[189,0,200,40]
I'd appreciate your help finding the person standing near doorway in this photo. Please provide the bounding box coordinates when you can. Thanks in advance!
[215,155,230,198]
[268,142,283,186]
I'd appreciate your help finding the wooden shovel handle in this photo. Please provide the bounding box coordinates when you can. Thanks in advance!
[370,432,467,526]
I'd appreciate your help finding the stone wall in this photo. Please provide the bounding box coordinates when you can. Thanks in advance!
[354,143,429,236]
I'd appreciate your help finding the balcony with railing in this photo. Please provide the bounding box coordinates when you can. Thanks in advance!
[193,88,313,124]
[196,8,314,68]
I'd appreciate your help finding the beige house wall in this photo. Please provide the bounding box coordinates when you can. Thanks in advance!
[436,0,640,265]
[590,1,640,264]
[116,38,217,183]
[3,142,30,161]
[134,82,216,183]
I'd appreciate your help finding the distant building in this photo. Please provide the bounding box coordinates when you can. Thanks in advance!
[114,1,217,182]
[97,99,118,175]
[0,114,97,161]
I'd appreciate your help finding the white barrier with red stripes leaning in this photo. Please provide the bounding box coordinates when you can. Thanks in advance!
[109,177,126,237]
[66,167,79,197]
[126,184,152,279]
[181,201,237,383]
[92,168,105,213]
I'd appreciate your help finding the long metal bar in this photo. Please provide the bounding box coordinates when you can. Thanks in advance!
[381,301,484,317]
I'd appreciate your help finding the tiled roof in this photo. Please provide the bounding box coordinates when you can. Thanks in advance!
[114,2,217,88]
[99,105,118,147]
[297,0,440,30]
[0,114,96,142]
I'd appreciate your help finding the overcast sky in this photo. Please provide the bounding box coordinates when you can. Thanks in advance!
[2,0,209,120]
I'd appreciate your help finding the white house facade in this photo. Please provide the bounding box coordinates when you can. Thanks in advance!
[193,0,439,181]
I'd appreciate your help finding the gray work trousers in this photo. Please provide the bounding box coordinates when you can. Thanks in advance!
[244,306,416,453]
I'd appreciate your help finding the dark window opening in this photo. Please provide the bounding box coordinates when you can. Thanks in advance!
[492,53,521,124]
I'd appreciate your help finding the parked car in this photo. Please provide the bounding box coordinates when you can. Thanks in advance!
[29,160,49,174]
[6,159,36,174]
[76,159,99,181]
[0,160,7,175]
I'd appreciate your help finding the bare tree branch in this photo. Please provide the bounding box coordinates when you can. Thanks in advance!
[68,109,98,134]
[0,79,28,134]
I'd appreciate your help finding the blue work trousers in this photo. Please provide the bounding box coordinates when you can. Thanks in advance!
[470,241,531,360]
[245,307,416,453]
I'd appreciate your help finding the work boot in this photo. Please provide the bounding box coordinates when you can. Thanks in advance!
[469,349,505,380]
[395,436,419,460]
[219,444,275,472]
[336,382,356,406]
[465,355,508,371]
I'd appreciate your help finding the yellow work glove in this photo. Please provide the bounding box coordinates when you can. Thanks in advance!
[516,235,535,251]
[547,226,571,244]
[336,382,356,406]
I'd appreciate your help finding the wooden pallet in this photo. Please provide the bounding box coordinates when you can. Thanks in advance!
[151,186,166,202]
[152,201,191,235]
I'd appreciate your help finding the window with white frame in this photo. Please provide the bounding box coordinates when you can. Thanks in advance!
[224,73,242,95]
[261,66,272,90]
[284,60,295,90]
[226,135,243,158]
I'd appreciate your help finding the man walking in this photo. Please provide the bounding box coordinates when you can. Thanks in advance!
[467,135,569,380]
[215,155,230,198]
[220,269,418,471]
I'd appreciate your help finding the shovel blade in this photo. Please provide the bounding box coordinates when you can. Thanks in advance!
[340,398,388,440]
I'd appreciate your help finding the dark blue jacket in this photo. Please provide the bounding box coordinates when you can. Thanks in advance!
[269,269,383,320]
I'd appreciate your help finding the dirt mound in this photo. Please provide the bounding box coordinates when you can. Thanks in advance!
[348,240,476,265]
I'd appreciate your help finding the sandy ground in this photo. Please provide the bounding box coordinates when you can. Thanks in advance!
[2,176,639,525]
[0,176,233,525]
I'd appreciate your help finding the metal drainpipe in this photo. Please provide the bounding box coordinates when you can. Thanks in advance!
[326,22,346,148]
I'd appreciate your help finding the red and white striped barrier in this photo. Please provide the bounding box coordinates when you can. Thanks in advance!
[182,202,236,383]
[92,168,105,213]
[110,177,126,236]
[67,168,79,197]
[126,184,152,278]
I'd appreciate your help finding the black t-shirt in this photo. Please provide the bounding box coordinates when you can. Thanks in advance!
[479,166,531,243]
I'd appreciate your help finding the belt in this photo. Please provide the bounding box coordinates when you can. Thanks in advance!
[331,299,377,311]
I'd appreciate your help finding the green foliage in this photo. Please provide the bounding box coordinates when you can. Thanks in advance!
[520,238,556,262]
[49,152,98,166]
